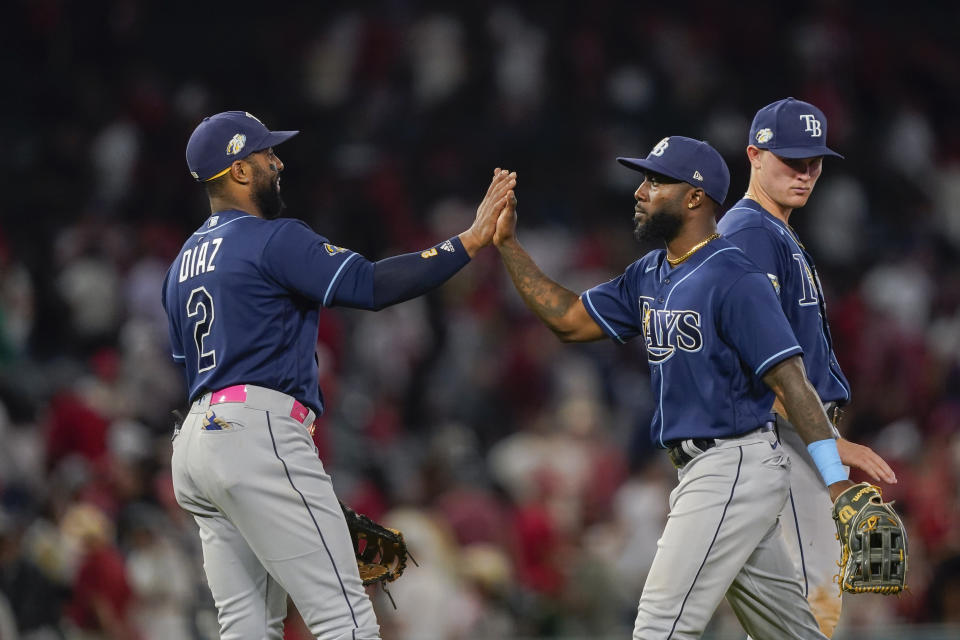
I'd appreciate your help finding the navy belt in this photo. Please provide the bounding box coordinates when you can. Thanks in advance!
[666,421,775,469]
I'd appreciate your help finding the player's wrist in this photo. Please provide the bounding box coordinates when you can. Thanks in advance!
[458,230,482,258]
[808,438,850,487]
[827,479,856,503]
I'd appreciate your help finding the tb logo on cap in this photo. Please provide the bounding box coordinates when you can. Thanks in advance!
[651,137,670,156]
[799,114,822,137]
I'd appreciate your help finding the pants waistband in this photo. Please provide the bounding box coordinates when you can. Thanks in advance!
[193,384,316,427]
[666,421,775,469]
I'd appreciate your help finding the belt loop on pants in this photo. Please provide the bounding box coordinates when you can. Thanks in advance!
[208,384,316,433]
[823,401,843,437]
[666,421,776,469]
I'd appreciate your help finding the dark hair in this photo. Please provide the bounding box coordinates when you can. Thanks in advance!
[204,170,231,197]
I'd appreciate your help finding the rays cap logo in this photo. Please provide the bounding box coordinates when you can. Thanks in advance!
[749,97,844,159]
[616,136,730,205]
[185,110,299,182]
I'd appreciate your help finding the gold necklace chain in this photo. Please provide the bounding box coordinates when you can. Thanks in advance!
[744,191,757,201]
[667,233,721,266]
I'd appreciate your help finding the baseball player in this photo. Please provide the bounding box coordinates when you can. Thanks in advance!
[717,98,896,637]
[493,136,859,639]
[162,110,515,640]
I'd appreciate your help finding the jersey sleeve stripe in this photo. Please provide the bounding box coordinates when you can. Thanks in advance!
[754,345,803,377]
[322,252,359,307]
[172,353,185,360]
[582,291,626,344]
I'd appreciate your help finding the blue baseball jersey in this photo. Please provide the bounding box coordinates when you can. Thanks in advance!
[717,199,851,405]
[581,238,802,447]
[162,210,365,414]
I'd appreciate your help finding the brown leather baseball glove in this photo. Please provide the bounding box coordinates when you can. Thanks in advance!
[339,501,415,605]
[832,483,908,595]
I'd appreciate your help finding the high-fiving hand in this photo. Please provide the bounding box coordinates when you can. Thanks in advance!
[460,168,517,257]
[494,183,519,248]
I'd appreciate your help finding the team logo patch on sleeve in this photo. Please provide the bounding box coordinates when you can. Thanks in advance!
[226,133,247,156]
[421,248,438,258]
[323,243,348,256]
[767,273,781,295]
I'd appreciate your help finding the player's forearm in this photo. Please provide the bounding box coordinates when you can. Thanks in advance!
[763,357,834,445]
[331,237,471,310]
[497,238,581,339]
[764,356,855,497]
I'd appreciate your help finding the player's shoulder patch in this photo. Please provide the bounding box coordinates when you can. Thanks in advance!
[767,273,781,295]
[324,243,348,256]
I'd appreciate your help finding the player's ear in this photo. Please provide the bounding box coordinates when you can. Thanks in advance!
[746,145,763,171]
[230,159,253,185]
[686,187,705,210]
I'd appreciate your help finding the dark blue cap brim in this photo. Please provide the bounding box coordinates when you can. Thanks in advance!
[760,145,844,160]
[251,130,299,153]
[617,155,727,204]
[617,157,689,184]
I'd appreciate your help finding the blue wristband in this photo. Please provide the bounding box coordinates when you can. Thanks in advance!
[806,438,849,486]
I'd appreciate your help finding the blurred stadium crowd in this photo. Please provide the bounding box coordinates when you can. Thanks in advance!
[2,1,960,638]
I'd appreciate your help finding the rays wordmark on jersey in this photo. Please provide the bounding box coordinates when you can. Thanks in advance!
[640,296,703,364]
[792,253,820,306]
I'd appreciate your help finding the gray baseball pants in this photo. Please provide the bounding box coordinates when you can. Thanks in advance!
[772,415,844,637]
[633,428,827,639]
[172,384,379,640]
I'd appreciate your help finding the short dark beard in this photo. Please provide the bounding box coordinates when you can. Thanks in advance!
[251,163,285,220]
[634,206,683,243]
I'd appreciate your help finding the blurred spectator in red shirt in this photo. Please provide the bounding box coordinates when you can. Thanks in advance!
[61,503,141,640]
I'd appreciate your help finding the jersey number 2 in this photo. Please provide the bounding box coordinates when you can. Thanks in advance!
[187,287,217,373]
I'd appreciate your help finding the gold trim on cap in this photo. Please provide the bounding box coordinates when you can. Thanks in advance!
[203,166,232,182]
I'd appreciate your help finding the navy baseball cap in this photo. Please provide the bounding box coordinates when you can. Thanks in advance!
[618,136,730,204]
[749,98,843,159]
[185,111,299,182]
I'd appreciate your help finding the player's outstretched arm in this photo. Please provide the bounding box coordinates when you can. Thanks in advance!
[762,355,855,501]
[327,168,516,311]
[459,168,517,257]
[493,193,605,342]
